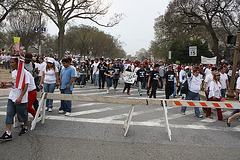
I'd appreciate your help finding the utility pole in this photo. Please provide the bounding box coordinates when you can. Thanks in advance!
[227,20,240,97]
[38,12,42,56]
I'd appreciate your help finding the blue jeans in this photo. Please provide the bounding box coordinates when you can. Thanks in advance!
[60,88,72,112]
[6,99,28,124]
[92,74,99,86]
[159,77,164,89]
[80,75,86,85]
[179,83,183,96]
[173,82,177,97]
[106,78,113,87]
[44,83,56,109]
[221,89,226,98]
[181,90,201,117]
[137,81,144,93]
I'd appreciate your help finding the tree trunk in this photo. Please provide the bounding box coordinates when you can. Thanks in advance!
[58,22,65,59]
[209,30,219,64]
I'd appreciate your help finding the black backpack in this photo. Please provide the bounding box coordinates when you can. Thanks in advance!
[181,76,193,94]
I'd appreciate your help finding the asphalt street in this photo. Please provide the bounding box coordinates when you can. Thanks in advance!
[0,82,240,160]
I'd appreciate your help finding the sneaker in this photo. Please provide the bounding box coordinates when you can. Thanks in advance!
[48,108,53,112]
[18,126,28,136]
[59,110,65,114]
[206,116,213,119]
[140,93,142,96]
[196,115,203,118]
[181,112,186,115]
[0,132,12,141]
[65,112,71,116]
[45,107,48,111]
[107,90,109,94]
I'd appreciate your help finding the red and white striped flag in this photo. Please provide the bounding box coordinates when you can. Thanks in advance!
[15,57,25,90]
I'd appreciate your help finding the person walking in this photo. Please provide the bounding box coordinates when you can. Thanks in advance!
[123,66,133,95]
[0,57,30,141]
[59,58,76,116]
[113,62,121,90]
[164,65,175,99]
[181,67,203,118]
[137,64,146,96]
[78,62,88,88]
[148,64,161,98]
[98,58,107,89]
[39,58,59,112]
[206,72,226,120]
[91,58,100,87]
[219,67,230,99]
[104,63,115,94]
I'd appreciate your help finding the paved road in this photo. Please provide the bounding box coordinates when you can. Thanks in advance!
[0,82,240,160]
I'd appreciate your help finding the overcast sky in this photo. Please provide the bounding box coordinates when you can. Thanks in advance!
[46,0,171,56]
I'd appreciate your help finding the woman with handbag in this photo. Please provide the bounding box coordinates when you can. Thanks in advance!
[206,72,226,120]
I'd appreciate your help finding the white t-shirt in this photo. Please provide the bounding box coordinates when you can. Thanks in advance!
[9,69,30,103]
[204,68,211,77]
[228,70,232,76]
[38,62,47,77]
[188,74,203,93]
[209,81,222,99]
[91,62,100,74]
[236,77,240,90]
[43,66,59,84]
[220,73,228,89]
[26,71,36,91]
[204,74,213,89]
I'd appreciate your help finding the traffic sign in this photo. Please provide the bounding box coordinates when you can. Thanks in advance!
[189,46,197,57]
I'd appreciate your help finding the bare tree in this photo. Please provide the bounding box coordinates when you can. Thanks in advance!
[0,0,24,23]
[29,0,123,59]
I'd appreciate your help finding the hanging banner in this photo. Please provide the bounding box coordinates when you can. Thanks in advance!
[14,37,20,52]
[201,56,217,64]
[123,71,136,84]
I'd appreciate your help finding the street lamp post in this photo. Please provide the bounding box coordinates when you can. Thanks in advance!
[34,12,46,56]
[227,11,240,97]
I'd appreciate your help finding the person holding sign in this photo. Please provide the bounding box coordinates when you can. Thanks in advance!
[123,66,133,95]
[104,63,115,94]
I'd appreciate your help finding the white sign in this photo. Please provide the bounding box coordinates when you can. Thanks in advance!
[201,56,217,64]
[169,51,171,59]
[123,71,136,84]
[189,46,197,57]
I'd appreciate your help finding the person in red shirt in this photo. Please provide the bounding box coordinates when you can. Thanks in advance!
[142,58,149,66]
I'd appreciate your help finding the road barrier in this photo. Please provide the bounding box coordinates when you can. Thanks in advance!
[1,89,240,141]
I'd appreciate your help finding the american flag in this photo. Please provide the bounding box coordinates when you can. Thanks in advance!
[15,57,25,90]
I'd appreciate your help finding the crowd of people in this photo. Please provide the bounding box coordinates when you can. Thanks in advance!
[0,52,240,141]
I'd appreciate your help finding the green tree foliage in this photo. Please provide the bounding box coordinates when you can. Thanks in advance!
[168,39,212,64]
[64,25,126,58]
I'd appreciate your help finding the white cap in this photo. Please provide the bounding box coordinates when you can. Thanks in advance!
[185,66,189,70]
[47,57,55,63]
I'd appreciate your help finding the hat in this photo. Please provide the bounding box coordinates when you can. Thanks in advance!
[214,72,220,76]
[47,57,55,63]
[185,66,189,70]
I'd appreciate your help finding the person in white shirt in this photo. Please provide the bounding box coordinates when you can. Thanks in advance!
[39,58,59,112]
[206,72,226,120]
[91,58,100,87]
[0,57,30,141]
[219,67,230,98]
[204,67,217,100]
[204,65,212,78]
[181,67,203,118]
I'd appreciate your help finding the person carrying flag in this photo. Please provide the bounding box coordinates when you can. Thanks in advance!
[0,56,30,141]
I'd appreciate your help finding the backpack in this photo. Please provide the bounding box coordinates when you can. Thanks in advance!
[181,76,193,94]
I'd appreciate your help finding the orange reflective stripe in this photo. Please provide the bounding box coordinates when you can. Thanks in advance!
[213,103,221,108]
[174,101,182,106]
[225,103,233,108]
[199,102,208,107]
[187,102,196,107]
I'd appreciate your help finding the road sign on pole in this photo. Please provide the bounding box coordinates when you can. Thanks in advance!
[189,46,197,56]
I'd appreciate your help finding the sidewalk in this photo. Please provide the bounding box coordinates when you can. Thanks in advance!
[0,68,11,81]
